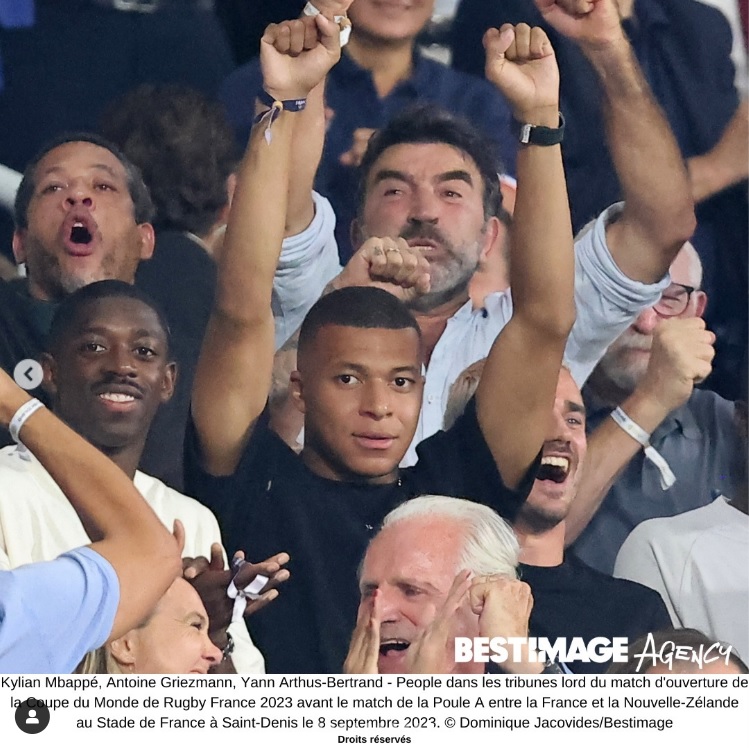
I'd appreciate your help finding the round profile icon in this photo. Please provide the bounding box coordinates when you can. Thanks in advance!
[15,697,51,734]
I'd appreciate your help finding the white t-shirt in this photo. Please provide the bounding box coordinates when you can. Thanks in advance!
[0,446,265,673]
[615,495,749,660]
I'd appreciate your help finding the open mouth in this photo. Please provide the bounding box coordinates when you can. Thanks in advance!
[537,456,571,484]
[379,639,410,657]
[70,221,93,245]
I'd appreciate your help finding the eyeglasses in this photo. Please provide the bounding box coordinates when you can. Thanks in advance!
[654,283,696,317]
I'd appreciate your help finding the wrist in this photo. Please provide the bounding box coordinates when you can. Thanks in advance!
[0,389,34,428]
[260,86,311,104]
[579,30,630,61]
[626,384,680,431]
[512,105,560,128]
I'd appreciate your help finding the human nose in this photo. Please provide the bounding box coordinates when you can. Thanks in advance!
[376,587,401,624]
[407,186,440,225]
[105,345,137,377]
[64,181,94,209]
[203,636,223,666]
[359,381,392,419]
[632,307,660,335]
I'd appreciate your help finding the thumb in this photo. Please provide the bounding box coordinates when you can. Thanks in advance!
[315,13,342,54]
[172,519,185,556]
[483,25,515,59]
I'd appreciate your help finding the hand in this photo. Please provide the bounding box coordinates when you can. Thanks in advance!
[303,0,355,17]
[339,128,376,167]
[484,24,560,124]
[183,545,290,647]
[333,237,431,302]
[470,576,542,674]
[260,15,341,101]
[404,571,472,674]
[638,317,715,414]
[230,550,291,616]
[535,0,625,51]
[344,591,381,674]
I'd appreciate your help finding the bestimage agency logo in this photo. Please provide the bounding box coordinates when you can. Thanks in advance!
[455,635,738,671]
[455,637,629,665]
[631,632,735,672]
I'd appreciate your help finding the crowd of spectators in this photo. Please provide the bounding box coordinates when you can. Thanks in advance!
[0,0,746,676]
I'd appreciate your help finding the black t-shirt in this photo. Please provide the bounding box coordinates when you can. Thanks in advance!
[185,399,538,674]
[519,555,672,674]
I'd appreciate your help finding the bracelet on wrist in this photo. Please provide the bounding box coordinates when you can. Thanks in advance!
[9,398,45,444]
[610,406,676,489]
[253,89,308,142]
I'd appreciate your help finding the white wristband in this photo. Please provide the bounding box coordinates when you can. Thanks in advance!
[9,398,45,444]
[303,2,352,45]
[610,406,676,490]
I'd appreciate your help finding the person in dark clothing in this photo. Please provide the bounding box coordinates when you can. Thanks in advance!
[0,133,210,489]
[187,15,575,672]
[512,367,673,674]
[451,0,747,400]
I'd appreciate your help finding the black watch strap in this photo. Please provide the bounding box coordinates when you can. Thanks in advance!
[513,112,565,146]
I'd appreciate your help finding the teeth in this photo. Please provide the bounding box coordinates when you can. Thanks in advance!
[99,393,135,403]
[541,456,570,470]
[73,221,84,227]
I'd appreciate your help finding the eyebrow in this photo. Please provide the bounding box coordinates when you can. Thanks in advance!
[565,400,586,415]
[39,164,122,180]
[338,362,421,376]
[75,325,162,339]
[371,169,474,188]
[360,578,442,595]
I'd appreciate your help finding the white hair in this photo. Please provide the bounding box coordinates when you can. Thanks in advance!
[380,495,519,579]
[675,241,703,288]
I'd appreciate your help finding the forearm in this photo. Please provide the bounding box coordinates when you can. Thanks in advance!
[284,80,326,236]
[216,114,294,324]
[510,128,575,338]
[565,388,670,544]
[585,36,695,280]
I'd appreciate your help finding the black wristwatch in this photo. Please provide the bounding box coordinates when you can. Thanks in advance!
[513,113,565,146]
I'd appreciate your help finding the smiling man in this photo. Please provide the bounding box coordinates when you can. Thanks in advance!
[440,364,673,674]
[0,280,277,674]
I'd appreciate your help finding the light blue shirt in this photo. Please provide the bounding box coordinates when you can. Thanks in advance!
[284,201,671,465]
[0,546,119,674]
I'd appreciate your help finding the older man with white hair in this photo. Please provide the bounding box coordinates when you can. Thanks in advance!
[566,242,741,575]
[344,495,563,675]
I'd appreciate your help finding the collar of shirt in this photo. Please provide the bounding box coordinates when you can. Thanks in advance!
[333,47,435,99]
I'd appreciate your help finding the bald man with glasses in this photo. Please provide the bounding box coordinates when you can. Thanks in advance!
[561,241,740,575]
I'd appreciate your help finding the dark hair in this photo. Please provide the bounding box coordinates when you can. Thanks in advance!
[357,104,503,221]
[14,132,154,230]
[607,628,749,675]
[298,287,421,356]
[100,84,238,237]
[47,280,172,357]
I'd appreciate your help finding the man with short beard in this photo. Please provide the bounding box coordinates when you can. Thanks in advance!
[565,243,740,574]
[512,367,672,674]
[272,0,699,467]
[442,363,673,674]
